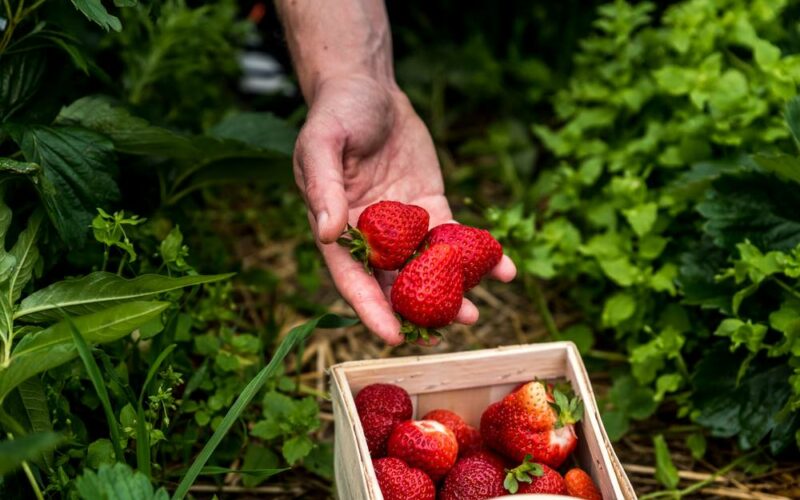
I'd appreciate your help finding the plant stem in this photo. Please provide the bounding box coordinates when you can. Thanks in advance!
[524,274,559,338]
[587,349,628,362]
[117,254,128,276]
[774,278,800,301]
[21,459,44,500]
[0,407,26,435]
[101,247,110,272]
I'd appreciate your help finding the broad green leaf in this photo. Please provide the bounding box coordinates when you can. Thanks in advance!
[75,463,168,500]
[714,318,767,353]
[0,192,16,284]
[751,153,800,186]
[0,432,62,475]
[7,210,44,304]
[17,377,52,435]
[601,292,636,327]
[282,435,313,465]
[6,125,119,247]
[58,96,198,158]
[653,435,679,490]
[768,298,800,356]
[17,272,232,322]
[209,112,297,156]
[0,301,169,401]
[69,0,122,32]
[558,324,594,354]
[698,174,800,252]
[171,314,358,500]
[599,257,638,286]
[303,442,334,481]
[241,444,283,487]
[623,202,658,236]
[86,439,116,468]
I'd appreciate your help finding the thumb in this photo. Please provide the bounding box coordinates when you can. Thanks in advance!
[294,119,349,243]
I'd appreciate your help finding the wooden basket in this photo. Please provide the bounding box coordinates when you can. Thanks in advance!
[331,342,637,499]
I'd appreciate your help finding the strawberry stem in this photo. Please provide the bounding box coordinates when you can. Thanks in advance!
[399,320,442,346]
[503,454,544,494]
[336,225,372,274]
[548,388,584,428]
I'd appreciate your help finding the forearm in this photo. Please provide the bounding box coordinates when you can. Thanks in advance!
[276,0,397,104]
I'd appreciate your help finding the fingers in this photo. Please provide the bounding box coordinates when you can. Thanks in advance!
[489,254,517,282]
[319,240,404,345]
[455,298,479,325]
[294,117,350,243]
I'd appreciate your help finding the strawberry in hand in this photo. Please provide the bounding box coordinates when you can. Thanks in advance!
[338,201,429,271]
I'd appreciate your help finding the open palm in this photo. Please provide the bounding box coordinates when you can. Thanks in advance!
[294,75,516,344]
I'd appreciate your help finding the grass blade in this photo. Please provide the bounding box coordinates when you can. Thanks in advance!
[136,404,150,479]
[171,314,357,500]
[65,316,124,463]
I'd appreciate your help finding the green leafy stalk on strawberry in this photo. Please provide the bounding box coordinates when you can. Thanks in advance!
[550,387,585,429]
[503,454,543,494]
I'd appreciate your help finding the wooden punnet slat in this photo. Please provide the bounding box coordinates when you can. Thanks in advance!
[331,341,637,499]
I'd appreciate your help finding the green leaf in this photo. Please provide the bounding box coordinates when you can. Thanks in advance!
[714,319,767,353]
[751,153,800,186]
[686,433,707,460]
[558,324,594,353]
[171,314,358,500]
[241,444,284,487]
[282,435,313,465]
[303,442,334,480]
[0,158,40,176]
[623,202,658,236]
[69,0,122,32]
[601,410,629,441]
[786,96,800,144]
[209,112,297,156]
[0,432,62,475]
[58,96,198,158]
[7,210,44,305]
[698,174,800,252]
[6,125,120,248]
[0,301,169,402]
[66,315,124,461]
[86,439,116,468]
[0,52,46,122]
[75,463,169,500]
[17,272,232,322]
[602,292,636,327]
[653,434,679,490]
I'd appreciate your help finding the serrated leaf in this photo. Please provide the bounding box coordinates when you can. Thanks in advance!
[75,463,168,500]
[751,153,800,186]
[69,0,122,32]
[6,125,120,247]
[17,272,232,322]
[7,210,44,304]
[58,96,198,158]
[698,174,800,252]
[0,52,46,121]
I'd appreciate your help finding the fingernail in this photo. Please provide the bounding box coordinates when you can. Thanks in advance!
[317,211,329,232]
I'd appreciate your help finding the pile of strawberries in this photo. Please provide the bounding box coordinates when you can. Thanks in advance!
[339,200,503,341]
[356,381,603,500]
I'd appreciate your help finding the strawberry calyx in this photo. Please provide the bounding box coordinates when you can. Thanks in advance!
[548,387,584,428]
[503,454,544,494]
[400,320,443,346]
[337,224,372,274]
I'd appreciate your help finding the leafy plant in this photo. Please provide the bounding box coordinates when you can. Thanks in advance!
[494,0,800,453]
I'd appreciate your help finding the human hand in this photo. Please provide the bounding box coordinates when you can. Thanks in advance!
[293,75,517,344]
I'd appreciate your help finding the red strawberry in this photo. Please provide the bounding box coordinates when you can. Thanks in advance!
[387,420,458,481]
[421,409,482,457]
[424,223,502,290]
[565,467,603,500]
[503,455,567,495]
[372,457,435,500]
[391,243,463,338]
[439,450,507,500]
[339,201,429,270]
[355,384,413,456]
[480,381,582,468]
[355,384,413,421]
